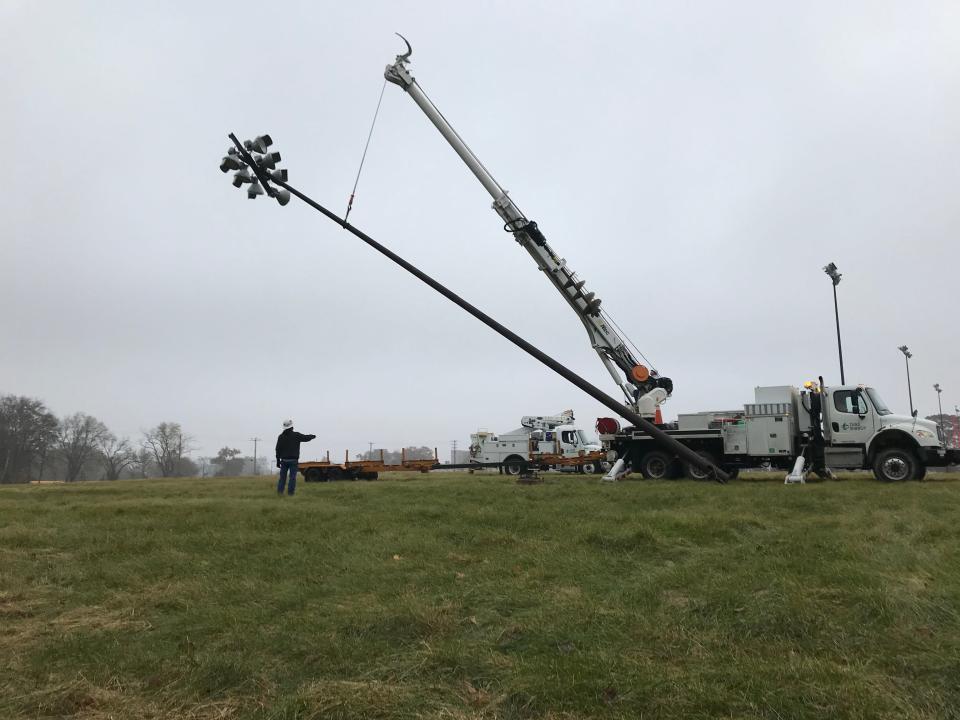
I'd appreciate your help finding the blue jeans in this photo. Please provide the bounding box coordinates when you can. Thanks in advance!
[277,460,298,495]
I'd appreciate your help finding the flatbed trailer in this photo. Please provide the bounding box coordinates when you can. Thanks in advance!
[297,448,609,481]
[298,448,438,482]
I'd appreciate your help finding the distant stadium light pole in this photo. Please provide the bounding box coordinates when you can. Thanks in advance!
[898,346,914,416]
[934,384,944,448]
[823,263,845,384]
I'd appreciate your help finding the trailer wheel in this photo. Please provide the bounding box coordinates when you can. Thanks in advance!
[304,468,325,483]
[683,451,717,481]
[872,448,916,482]
[327,466,343,482]
[639,451,672,480]
[503,456,526,476]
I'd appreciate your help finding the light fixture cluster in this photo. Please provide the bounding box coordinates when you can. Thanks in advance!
[219,134,290,206]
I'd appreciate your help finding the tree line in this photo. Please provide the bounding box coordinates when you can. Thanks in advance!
[1,394,443,483]
[0,394,199,484]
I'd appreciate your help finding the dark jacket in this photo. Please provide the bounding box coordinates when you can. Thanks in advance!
[276,428,316,461]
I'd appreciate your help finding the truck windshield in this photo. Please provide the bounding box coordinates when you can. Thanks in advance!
[866,388,892,415]
[577,430,595,445]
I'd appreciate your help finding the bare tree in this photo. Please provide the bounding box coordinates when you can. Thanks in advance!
[142,422,194,477]
[98,433,135,480]
[0,395,58,484]
[130,447,153,479]
[57,413,109,482]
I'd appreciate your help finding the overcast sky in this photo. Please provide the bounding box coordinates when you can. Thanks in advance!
[2,1,958,460]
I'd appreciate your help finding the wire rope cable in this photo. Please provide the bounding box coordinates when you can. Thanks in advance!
[344,77,388,223]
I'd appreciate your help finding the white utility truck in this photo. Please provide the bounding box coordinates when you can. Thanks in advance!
[599,381,953,482]
[469,411,605,474]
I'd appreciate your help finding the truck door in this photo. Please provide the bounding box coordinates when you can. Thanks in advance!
[827,389,875,445]
[559,429,579,457]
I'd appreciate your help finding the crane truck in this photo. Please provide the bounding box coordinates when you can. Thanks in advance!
[383,40,959,483]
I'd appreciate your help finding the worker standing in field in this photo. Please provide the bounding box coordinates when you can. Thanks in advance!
[275,420,316,496]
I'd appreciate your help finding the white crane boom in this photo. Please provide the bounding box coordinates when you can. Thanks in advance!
[384,41,671,412]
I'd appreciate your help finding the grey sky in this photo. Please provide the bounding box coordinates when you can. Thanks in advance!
[2,1,958,460]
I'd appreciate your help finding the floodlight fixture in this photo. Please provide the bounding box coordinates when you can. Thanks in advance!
[250,135,273,153]
[823,262,841,286]
[221,132,288,207]
[898,345,912,359]
[232,166,254,187]
[254,151,281,170]
[220,155,245,173]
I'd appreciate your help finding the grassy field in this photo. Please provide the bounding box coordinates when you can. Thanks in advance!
[2,472,959,720]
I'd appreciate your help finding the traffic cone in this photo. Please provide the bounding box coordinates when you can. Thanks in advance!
[654,406,663,425]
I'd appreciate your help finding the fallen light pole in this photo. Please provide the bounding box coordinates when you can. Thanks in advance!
[220,133,729,482]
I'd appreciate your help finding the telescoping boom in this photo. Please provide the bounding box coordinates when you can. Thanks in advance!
[384,37,671,415]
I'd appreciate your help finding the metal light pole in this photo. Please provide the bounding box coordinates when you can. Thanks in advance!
[898,346,914,416]
[934,384,944,447]
[219,133,730,482]
[823,263,845,384]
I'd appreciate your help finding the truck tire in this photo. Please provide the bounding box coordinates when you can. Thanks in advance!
[639,451,672,480]
[683,451,716,481]
[581,462,599,474]
[872,448,916,482]
[304,468,325,483]
[914,463,927,481]
[503,456,526,476]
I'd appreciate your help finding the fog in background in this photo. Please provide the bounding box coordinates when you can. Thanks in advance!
[3,1,958,459]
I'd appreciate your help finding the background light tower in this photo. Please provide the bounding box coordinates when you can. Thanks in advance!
[823,263,845,384]
[898,346,914,416]
[934,384,944,447]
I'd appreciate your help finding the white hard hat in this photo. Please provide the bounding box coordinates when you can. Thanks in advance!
[282,419,293,429]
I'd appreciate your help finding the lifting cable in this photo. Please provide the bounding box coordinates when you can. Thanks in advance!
[344,77,388,224]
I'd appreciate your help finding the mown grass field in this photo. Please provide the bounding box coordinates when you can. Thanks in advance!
[2,472,959,719]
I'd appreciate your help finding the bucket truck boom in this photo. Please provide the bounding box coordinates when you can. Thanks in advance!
[384,38,671,415]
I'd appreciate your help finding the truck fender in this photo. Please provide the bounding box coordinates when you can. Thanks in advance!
[866,429,920,464]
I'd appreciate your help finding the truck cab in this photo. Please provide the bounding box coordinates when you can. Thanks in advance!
[818,385,946,480]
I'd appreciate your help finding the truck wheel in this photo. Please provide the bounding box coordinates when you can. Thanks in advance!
[304,468,324,483]
[683,451,716,481]
[503,456,525,476]
[581,462,599,474]
[914,463,927,481]
[872,448,916,482]
[639,451,672,480]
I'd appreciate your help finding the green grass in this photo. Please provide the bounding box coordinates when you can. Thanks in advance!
[2,472,960,719]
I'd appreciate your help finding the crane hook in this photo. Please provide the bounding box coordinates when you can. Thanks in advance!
[395,32,412,62]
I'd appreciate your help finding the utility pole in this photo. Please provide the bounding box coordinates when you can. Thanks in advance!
[368,441,374,459]
[450,439,458,465]
[250,437,261,475]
